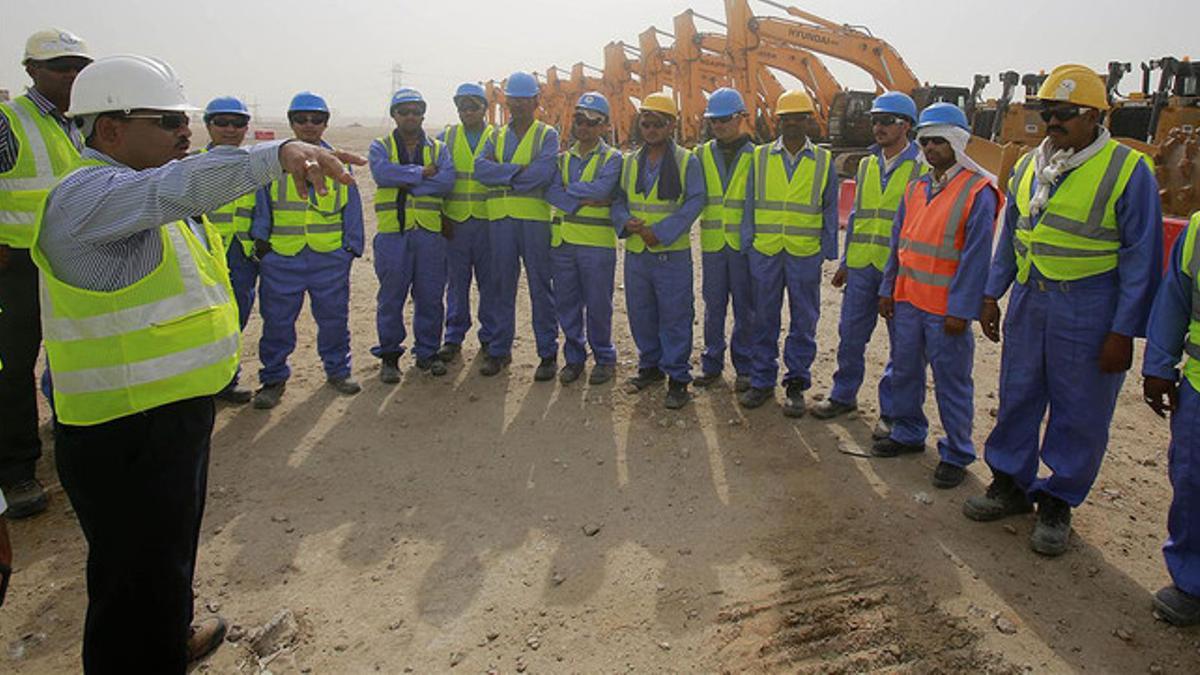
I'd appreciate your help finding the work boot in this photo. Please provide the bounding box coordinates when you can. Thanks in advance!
[1030,493,1072,556]
[416,356,447,377]
[0,478,48,519]
[962,471,1033,521]
[187,616,227,664]
[1153,586,1200,626]
[872,417,893,440]
[479,353,511,377]
[692,371,722,388]
[534,357,557,382]
[782,381,807,418]
[664,379,690,410]
[588,364,615,385]
[738,386,773,409]
[626,367,666,391]
[734,374,752,393]
[932,461,967,489]
[559,362,584,384]
[380,355,401,384]
[215,383,253,405]
[437,342,461,363]
[871,437,925,457]
[253,382,286,410]
[811,398,856,420]
[328,376,362,396]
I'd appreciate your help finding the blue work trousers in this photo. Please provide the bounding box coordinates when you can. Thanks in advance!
[372,229,446,361]
[258,247,353,385]
[983,277,1125,506]
[624,250,694,383]
[890,302,976,467]
[444,217,496,347]
[748,250,822,390]
[829,266,894,416]
[551,243,616,366]
[225,246,259,387]
[1166,379,1200,596]
[701,247,755,377]
[489,218,557,359]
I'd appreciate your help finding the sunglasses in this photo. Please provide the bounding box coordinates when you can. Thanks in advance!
[1039,104,1082,123]
[207,116,248,128]
[392,108,425,118]
[574,114,603,127]
[871,114,901,127]
[289,113,329,125]
[708,114,738,124]
[639,117,668,130]
[456,101,483,113]
[38,57,90,73]
[918,136,949,147]
[124,112,190,130]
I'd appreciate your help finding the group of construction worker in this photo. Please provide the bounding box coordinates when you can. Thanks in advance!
[2,25,1200,672]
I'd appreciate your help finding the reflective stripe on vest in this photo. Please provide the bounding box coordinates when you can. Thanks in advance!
[894,171,993,316]
[1181,212,1200,391]
[374,135,444,234]
[846,154,920,271]
[751,143,830,257]
[620,144,692,254]
[0,96,81,247]
[268,175,346,256]
[488,121,552,222]
[697,140,752,253]
[31,166,239,425]
[1013,141,1143,282]
[442,124,494,222]
[552,145,616,249]
[195,147,257,256]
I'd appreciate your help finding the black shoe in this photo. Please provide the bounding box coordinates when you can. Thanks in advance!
[664,380,690,409]
[215,383,253,405]
[559,362,584,384]
[932,461,967,489]
[416,356,447,376]
[327,376,362,395]
[480,354,511,377]
[1030,493,1072,556]
[692,371,722,388]
[782,381,807,418]
[962,471,1033,521]
[871,437,925,457]
[588,364,615,385]
[253,382,286,409]
[734,374,752,393]
[872,417,893,440]
[380,355,401,384]
[738,386,773,409]
[627,367,666,391]
[534,357,557,382]
[1,478,48,519]
[1153,586,1200,626]
[437,342,461,362]
[811,398,856,420]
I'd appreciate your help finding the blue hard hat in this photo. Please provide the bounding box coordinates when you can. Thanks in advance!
[390,87,426,112]
[917,102,969,131]
[575,91,610,117]
[204,96,249,120]
[454,82,487,102]
[504,72,539,98]
[870,91,917,122]
[288,91,329,114]
[705,87,746,118]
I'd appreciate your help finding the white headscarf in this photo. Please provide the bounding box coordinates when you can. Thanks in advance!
[916,124,996,186]
[1027,126,1111,218]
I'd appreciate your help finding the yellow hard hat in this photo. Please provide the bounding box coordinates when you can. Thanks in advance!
[775,90,815,115]
[1037,64,1109,111]
[640,92,677,117]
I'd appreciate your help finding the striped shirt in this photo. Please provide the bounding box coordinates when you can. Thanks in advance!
[39,141,285,291]
[0,87,83,173]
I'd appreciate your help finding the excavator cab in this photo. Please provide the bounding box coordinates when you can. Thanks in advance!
[827,90,877,149]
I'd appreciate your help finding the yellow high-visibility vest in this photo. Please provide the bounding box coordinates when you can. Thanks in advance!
[0,95,81,248]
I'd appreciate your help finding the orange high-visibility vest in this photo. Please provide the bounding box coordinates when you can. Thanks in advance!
[894,170,999,316]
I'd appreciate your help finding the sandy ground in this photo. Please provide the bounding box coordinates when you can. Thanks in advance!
[2,125,1199,673]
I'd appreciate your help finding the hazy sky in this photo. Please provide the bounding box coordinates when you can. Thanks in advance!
[5,0,1198,128]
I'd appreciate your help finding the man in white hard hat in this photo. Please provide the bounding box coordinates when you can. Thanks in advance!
[33,54,363,672]
[0,28,91,520]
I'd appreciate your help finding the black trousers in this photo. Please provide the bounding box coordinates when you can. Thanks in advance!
[55,396,214,674]
[0,247,42,485]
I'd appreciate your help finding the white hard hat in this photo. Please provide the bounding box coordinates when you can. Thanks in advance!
[67,54,199,117]
[23,28,91,64]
